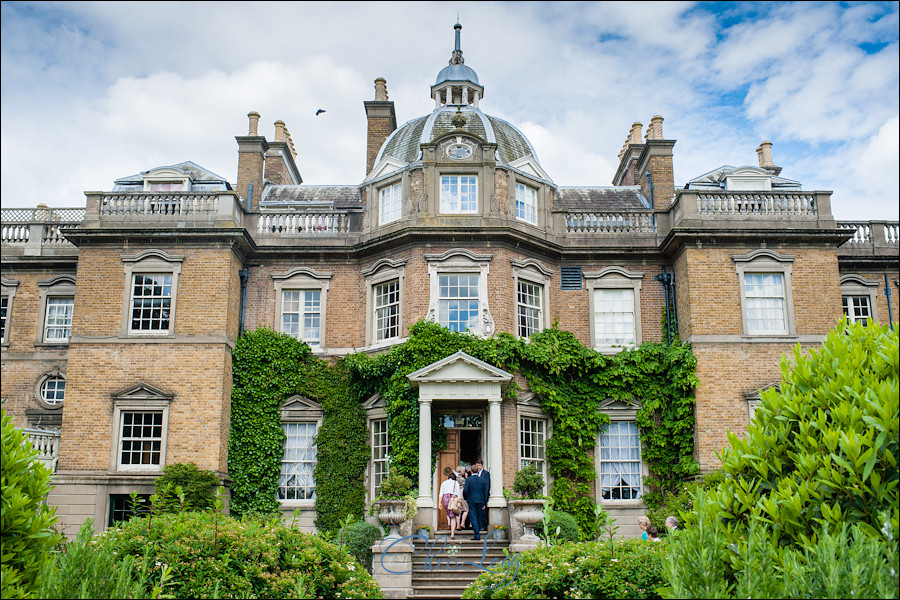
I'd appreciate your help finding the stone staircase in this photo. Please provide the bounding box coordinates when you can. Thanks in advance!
[410,530,510,599]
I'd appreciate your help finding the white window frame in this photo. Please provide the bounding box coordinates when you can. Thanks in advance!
[511,259,553,338]
[440,175,478,214]
[279,396,323,507]
[110,384,172,473]
[1,276,19,346]
[36,275,76,344]
[515,182,537,225]
[363,259,407,347]
[272,268,332,351]
[120,250,184,337]
[733,249,796,337]
[518,410,549,495]
[371,417,390,497]
[595,399,646,505]
[425,249,494,336]
[584,267,644,353]
[141,167,191,192]
[840,275,879,325]
[379,181,402,226]
[34,368,66,410]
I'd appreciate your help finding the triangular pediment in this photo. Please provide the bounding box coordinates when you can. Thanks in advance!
[281,395,322,411]
[408,351,512,385]
[508,156,552,182]
[516,391,542,407]
[363,393,384,410]
[598,397,642,411]
[112,382,173,401]
[364,157,408,182]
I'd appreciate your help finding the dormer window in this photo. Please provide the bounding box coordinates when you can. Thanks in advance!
[148,182,185,192]
[440,175,477,214]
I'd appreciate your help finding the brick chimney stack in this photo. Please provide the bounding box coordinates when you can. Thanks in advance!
[613,122,645,187]
[364,77,398,176]
[236,111,267,204]
[612,115,676,210]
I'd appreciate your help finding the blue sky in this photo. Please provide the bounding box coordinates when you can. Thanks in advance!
[1,1,898,219]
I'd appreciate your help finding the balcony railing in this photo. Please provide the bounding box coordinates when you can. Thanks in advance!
[696,192,817,216]
[24,428,60,473]
[255,211,355,236]
[837,221,900,255]
[1,207,84,250]
[99,192,220,216]
[564,212,657,234]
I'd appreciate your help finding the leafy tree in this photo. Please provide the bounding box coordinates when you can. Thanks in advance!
[1,409,63,599]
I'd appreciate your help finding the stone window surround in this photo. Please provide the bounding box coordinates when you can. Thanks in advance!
[733,249,796,338]
[511,259,553,337]
[120,250,184,337]
[425,249,494,336]
[745,382,779,423]
[1,276,18,346]
[363,259,407,347]
[109,384,173,474]
[36,274,76,345]
[34,367,66,410]
[584,267,644,354]
[378,179,403,226]
[272,268,332,352]
[516,401,552,496]
[840,274,880,323]
[594,398,647,507]
[278,396,323,509]
[141,167,191,192]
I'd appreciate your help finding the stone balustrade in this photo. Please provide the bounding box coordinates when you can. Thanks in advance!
[1,208,83,252]
[83,191,245,227]
[672,190,836,230]
[24,428,60,473]
[837,221,900,255]
[255,211,355,236]
[564,211,657,234]
[696,191,817,216]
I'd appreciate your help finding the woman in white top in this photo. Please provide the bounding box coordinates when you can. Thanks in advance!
[439,473,461,539]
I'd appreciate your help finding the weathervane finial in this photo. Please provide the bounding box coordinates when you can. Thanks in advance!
[450,22,464,65]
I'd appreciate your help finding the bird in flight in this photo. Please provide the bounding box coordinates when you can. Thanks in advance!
[316,109,326,116]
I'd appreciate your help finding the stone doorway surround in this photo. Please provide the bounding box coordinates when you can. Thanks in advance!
[407,351,512,531]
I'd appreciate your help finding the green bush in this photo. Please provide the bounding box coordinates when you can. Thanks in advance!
[534,509,580,543]
[1,408,63,599]
[463,538,667,599]
[512,463,545,500]
[377,468,413,497]
[645,470,725,536]
[38,521,149,599]
[663,321,900,597]
[154,462,219,513]
[339,520,384,573]
[97,511,383,599]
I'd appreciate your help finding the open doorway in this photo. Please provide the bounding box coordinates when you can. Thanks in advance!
[436,411,483,529]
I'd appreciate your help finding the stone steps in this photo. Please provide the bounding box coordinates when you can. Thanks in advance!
[409,535,509,599]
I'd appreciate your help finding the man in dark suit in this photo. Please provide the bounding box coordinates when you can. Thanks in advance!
[474,459,490,531]
[463,463,489,540]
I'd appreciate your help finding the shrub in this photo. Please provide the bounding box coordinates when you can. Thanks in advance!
[154,463,219,513]
[97,511,383,599]
[512,463,544,499]
[645,470,724,536]
[534,509,580,543]
[378,468,413,498]
[663,321,899,597]
[1,408,63,599]
[37,520,149,599]
[463,538,667,599]
[340,520,384,573]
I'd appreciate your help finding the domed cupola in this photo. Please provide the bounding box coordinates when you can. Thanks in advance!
[431,23,484,108]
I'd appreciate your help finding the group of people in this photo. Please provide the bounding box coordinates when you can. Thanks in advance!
[439,459,491,540]
[637,515,679,541]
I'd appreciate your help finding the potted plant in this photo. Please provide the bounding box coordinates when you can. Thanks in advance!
[416,524,431,539]
[492,524,508,540]
[508,463,546,541]
[375,469,414,539]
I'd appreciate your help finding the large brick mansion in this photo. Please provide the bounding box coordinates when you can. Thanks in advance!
[2,24,898,536]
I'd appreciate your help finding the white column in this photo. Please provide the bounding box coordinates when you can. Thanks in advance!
[487,394,505,508]
[462,86,469,105]
[417,397,434,508]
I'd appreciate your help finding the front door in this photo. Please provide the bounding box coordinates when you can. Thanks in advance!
[436,430,459,526]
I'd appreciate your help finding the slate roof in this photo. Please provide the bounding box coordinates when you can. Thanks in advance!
[554,187,650,212]
[377,106,538,168]
[113,161,232,191]
[685,165,801,190]
[260,185,362,209]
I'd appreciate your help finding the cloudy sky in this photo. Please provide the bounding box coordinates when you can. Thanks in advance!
[1,1,898,219]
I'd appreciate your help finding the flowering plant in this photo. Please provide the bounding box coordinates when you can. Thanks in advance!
[493,524,507,530]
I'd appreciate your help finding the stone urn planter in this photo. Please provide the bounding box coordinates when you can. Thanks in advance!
[510,499,545,541]
[376,499,409,539]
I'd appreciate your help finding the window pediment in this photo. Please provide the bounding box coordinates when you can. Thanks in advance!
[112,382,174,402]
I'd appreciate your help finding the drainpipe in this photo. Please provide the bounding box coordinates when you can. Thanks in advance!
[645,171,654,207]
[239,267,250,336]
[655,267,672,345]
[885,274,895,331]
[668,269,678,336]
[247,182,254,210]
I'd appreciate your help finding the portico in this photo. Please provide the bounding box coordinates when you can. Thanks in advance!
[407,351,511,530]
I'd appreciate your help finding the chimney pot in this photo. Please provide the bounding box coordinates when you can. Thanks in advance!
[629,122,643,145]
[248,112,260,136]
[374,77,389,101]
[274,120,286,142]
[756,140,774,168]
[647,115,664,140]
